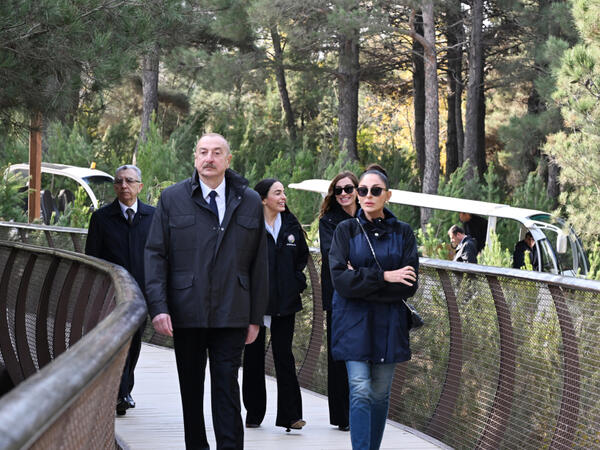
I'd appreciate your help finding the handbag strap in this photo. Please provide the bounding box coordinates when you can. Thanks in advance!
[355,218,412,309]
[355,218,383,271]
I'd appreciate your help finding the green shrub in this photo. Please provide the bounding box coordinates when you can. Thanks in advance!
[477,230,513,267]
[136,118,191,204]
[417,223,450,260]
[0,168,27,221]
[586,241,600,280]
[54,187,92,228]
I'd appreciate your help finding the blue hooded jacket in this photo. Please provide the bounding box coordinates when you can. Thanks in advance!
[329,208,419,363]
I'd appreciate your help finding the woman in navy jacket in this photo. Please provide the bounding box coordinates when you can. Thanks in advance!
[242,178,309,431]
[329,168,419,450]
[318,170,359,431]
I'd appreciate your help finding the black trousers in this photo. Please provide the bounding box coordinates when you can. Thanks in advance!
[326,310,349,427]
[242,314,302,428]
[173,327,246,450]
[118,319,146,399]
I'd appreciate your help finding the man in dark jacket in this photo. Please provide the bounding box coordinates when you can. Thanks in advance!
[85,164,155,416]
[144,133,268,450]
[513,231,539,269]
[459,212,488,253]
[448,224,478,263]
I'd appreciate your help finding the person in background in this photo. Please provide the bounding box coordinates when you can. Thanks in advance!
[513,231,538,269]
[448,224,478,263]
[329,166,419,450]
[318,170,359,432]
[242,178,309,432]
[144,133,268,449]
[459,212,488,253]
[85,164,155,416]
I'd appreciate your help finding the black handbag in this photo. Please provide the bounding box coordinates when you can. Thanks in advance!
[355,218,424,331]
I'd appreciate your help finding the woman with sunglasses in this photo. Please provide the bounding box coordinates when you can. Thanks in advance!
[242,178,309,432]
[318,171,359,431]
[328,167,419,450]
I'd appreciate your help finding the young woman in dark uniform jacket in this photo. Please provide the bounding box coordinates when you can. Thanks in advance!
[329,168,419,450]
[318,170,359,431]
[242,178,309,431]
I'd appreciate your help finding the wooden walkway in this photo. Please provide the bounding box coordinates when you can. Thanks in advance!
[115,344,445,450]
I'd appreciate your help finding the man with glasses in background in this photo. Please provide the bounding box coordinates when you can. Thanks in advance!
[85,164,155,416]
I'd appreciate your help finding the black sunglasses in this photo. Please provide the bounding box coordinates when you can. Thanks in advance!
[357,186,386,197]
[334,184,355,195]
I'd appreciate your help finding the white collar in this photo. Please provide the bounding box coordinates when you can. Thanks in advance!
[118,199,138,216]
[199,177,226,200]
[265,213,282,241]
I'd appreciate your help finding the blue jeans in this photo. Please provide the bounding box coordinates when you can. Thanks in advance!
[345,361,396,450]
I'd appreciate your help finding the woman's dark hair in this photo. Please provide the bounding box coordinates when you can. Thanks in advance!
[360,164,389,189]
[254,178,278,199]
[254,178,290,213]
[319,171,359,219]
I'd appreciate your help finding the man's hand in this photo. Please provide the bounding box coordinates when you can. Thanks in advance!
[152,313,173,336]
[383,265,417,286]
[245,324,260,344]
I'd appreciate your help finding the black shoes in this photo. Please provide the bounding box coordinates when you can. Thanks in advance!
[116,394,135,416]
[338,425,350,431]
[245,423,260,428]
[116,398,129,416]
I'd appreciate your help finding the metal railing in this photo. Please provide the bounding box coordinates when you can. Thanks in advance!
[285,255,600,450]
[0,240,147,449]
[3,221,600,449]
[0,221,87,253]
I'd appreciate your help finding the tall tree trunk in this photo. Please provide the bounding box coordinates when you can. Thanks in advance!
[463,0,483,180]
[338,29,360,162]
[420,2,440,227]
[444,1,462,177]
[134,42,159,165]
[547,159,560,209]
[455,16,465,168]
[271,26,297,142]
[412,13,426,182]
[476,53,487,178]
[525,87,545,174]
[446,79,458,178]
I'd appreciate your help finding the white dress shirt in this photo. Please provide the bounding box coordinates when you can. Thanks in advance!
[265,212,282,241]
[199,178,226,224]
[118,200,138,220]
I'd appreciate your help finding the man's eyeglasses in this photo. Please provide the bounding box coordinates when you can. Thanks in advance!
[113,177,141,185]
[357,186,386,197]
[334,185,355,195]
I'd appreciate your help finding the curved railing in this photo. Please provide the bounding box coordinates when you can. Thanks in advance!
[0,240,146,449]
[0,221,87,253]
[3,221,600,449]
[289,255,600,450]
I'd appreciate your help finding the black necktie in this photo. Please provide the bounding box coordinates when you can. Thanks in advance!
[126,208,135,225]
[208,191,219,219]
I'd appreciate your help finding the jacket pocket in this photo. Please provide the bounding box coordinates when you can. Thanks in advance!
[169,215,196,250]
[238,273,250,290]
[171,272,194,290]
[169,215,195,228]
[236,215,259,229]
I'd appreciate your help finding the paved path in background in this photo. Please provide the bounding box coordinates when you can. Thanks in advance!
[115,344,444,450]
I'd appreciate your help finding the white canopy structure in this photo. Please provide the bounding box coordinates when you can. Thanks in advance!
[289,179,588,277]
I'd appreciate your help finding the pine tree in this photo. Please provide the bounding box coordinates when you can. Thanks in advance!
[0,1,148,123]
[543,0,600,242]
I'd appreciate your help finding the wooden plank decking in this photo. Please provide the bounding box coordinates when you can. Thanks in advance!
[115,344,445,450]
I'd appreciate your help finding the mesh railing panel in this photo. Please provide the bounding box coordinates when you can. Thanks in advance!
[5,223,600,449]
[30,345,128,450]
[0,240,146,449]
